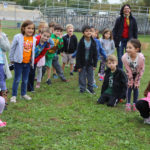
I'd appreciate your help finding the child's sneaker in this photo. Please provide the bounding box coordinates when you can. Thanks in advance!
[0,120,6,128]
[53,74,58,79]
[99,75,104,81]
[144,117,150,124]
[93,84,98,88]
[125,103,131,112]
[10,96,16,103]
[86,88,95,95]
[46,79,52,85]
[36,82,40,88]
[70,72,73,76]
[21,95,32,100]
[132,103,137,111]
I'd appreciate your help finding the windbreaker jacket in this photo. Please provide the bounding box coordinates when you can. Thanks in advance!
[9,33,36,67]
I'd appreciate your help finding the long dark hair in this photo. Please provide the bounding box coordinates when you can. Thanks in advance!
[144,81,150,97]
[120,4,132,17]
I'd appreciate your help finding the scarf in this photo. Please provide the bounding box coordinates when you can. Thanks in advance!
[124,14,130,26]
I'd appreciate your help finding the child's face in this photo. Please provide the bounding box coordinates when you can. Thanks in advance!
[126,42,139,56]
[53,29,61,37]
[107,60,117,71]
[49,27,54,33]
[24,24,35,36]
[83,29,91,39]
[67,27,73,35]
[40,32,51,43]
[91,28,96,38]
[104,32,111,39]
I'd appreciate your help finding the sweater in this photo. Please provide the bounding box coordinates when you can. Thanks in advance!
[122,53,145,87]
[113,15,138,48]
[100,38,115,56]
[62,34,78,54]
[101,68,127,99]
[76,36,97,69]
[9,33,36,67]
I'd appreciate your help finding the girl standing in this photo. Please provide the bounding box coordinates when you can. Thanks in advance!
[122,39,145,111]
[0,21,11,110]
[9,20,36,103]
[99,28,115,80]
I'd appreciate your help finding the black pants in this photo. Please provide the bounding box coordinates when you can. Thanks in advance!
[27,64,37,92]
[97,93,118,107]
[136,100,150,118]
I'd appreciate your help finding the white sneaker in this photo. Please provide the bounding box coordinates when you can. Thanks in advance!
[10,96,16,103]
[144,117,150,124]
[21,95,32,100]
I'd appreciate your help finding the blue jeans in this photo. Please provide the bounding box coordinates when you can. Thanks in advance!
[12,63,30,96]
[117,38,128,69]
[126,87,139,104]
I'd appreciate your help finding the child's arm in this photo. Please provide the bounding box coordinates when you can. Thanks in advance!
[9,35,18,63]
[122,54,134,87]
[98,40,107,60]
[0,33,10,52]
[48,38,54,49]
[110,40,115,55]
[72,50,77,58]
[134,56,145,88]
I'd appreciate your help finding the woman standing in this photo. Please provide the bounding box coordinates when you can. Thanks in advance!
[113,4,138,69]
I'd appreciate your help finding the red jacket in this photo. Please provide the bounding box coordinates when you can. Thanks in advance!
[34,35,50,64]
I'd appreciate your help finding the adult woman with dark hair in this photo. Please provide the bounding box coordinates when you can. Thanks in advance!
[113,4,138,69]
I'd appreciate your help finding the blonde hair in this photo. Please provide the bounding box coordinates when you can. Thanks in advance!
[66,24,74,30]
[107,55,118,63]
[38,21,48,34]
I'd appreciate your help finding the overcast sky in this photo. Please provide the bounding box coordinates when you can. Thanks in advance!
[99,0,121,4]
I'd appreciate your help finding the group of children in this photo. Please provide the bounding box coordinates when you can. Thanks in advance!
[0,19,150,127]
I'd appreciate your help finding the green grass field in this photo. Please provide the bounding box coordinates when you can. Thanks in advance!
[0,29,150,150]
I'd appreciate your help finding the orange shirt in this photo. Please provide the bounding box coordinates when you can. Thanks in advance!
[22,36,33,63]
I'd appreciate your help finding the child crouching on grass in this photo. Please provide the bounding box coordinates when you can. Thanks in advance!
[136,81,150,124]
[76,25,97,94]
[97,55,127,107]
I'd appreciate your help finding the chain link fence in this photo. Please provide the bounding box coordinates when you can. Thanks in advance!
[0,2,150,34]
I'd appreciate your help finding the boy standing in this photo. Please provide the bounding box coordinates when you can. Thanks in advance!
[45,25,64,85]
[76,25,97,94]
[61,24,78,75]
[97,55,127,107]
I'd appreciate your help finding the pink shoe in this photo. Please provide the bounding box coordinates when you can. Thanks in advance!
[0,120,6,128]
[125,103,131,112]
[36,82,40,88]
[99,75,104,81]
[132,103,137,111]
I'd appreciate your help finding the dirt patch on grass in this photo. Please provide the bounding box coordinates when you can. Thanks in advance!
[50,117,64,123]
[142,42,150,50]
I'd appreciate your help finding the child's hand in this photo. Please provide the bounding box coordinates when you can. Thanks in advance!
[11,61,14,64]
[128,85,133,88]
[135,85,139,89]
[93,67,96,70]
[61,53,63,57]
[78,69,81,72]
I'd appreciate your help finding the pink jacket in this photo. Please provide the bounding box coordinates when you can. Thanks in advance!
[140,92,150,107]
[122,53,145,87]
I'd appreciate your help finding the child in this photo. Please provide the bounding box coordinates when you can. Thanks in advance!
[91,27,107,88]
[9,20,36,103]
[99,28,115,81]
[61,24,78,76]
[97,55,127,107]
[122,39,145,111]
[45,24,64,85]
[0,96,6,127]
[76,25,97,94]
[0,23,11,109]
[136,81,150,124]
[27,28,51,91]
